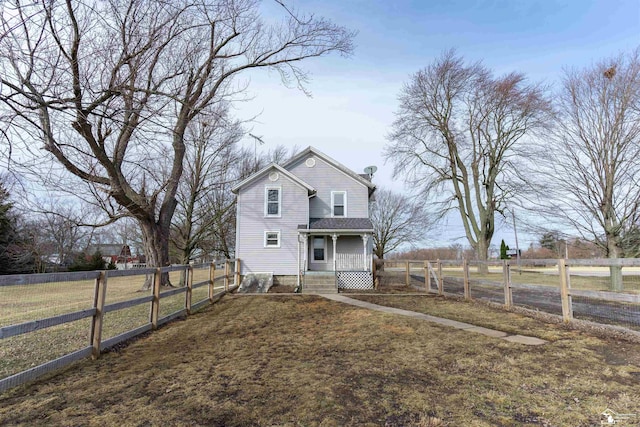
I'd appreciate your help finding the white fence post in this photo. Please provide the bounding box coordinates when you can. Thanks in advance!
[558,259,573,322]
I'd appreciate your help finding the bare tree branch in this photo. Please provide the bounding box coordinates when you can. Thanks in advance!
[0,0,354,286]
[370,188,433,259]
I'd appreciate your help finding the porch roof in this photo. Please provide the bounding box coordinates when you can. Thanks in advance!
[298,217,374,232]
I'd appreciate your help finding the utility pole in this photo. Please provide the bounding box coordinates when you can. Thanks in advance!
[512,209,521,274]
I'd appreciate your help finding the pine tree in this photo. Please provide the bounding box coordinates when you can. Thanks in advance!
[0,181,31,274]
[500,239,510,260]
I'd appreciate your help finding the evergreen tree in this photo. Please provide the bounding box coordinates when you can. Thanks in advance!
[69,251,108,272]
[0,181,32,274]
[500,239,510,260]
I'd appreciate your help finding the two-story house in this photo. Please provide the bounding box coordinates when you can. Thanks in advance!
[231,146,376,292]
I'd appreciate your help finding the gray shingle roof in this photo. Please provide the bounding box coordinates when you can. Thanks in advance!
[302,217,374,231]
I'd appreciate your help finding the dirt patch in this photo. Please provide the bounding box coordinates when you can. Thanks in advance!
[589,343,640,366]
[268,284,296,293]
[1,294,640,426]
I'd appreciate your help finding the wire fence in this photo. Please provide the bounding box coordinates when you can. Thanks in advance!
[0,260,239,393]
[373,258,640,333]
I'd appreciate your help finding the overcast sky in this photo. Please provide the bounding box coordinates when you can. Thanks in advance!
[236,0,639,250]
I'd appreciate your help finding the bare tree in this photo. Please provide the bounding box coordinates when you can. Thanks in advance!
[538,48,640,290]
[171,104,244,267]
[370,188,431,260]
[36,203,96,268]
[0,0,354,286]
[385,50,552,271]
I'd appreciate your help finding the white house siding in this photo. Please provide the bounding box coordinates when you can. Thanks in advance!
[236,171,309,275]
[288,156,369,218]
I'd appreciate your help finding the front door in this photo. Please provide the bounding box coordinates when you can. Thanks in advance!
[309,235,329,271]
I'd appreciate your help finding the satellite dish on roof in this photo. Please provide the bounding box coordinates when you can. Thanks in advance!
[364,165,377,179]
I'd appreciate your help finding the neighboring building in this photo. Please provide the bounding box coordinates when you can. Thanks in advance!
[86,244,144,268]
[231,146,376,291]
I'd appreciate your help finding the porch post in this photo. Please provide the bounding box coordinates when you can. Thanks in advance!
[361,234,369,271]
[297,233,301,288]
[301,234,308,272]
[332,234,338,271]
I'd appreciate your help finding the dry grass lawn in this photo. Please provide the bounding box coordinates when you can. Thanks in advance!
[1,293,640,426]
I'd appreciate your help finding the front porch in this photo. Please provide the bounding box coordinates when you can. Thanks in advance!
[297,230,374,292]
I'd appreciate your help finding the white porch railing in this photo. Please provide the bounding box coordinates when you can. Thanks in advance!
[336,253,367,271]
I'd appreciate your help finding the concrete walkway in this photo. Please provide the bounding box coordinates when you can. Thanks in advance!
[322,294,547,346]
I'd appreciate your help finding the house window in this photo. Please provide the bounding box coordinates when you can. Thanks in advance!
[313,236,326,262]
[265,187,281,217]
[264,231,280,248]
[331,191,346,217]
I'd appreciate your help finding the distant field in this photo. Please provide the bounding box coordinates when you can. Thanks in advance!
[0,267,223,327]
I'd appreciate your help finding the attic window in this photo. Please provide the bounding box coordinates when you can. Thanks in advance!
[305,158,316,167]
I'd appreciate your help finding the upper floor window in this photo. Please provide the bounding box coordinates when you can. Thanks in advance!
[265,187,281,217]
[331,191,347,217]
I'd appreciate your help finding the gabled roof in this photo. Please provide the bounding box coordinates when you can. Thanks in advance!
[283,146,377,192]
[231,163,316,195]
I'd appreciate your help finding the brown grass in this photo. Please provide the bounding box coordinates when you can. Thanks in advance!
[1,294,640,426]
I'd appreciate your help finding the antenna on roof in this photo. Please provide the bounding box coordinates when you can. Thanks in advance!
[248,133,265,164]
[364,165,377,180]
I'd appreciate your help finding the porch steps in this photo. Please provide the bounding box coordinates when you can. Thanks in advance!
[304,284,338,294]
[303,272,337,294]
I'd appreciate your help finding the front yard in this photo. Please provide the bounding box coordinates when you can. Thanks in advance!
[1,294,639,426]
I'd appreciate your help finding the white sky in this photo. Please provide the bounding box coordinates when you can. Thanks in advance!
[234,0,640,251]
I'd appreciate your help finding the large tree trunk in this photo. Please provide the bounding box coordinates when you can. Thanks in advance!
[607,235,623,291]
[475,237,490,274]
[140,220,173,290]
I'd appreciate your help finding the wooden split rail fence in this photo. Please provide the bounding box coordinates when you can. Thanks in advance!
[375,258,640,327]
[0,259,241,393]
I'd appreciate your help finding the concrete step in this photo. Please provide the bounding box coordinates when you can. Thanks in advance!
[303,283,338,294]
[304,275,336,285]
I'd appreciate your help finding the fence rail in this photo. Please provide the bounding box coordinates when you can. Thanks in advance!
[0,260,240,393]
[373,258,640,333]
